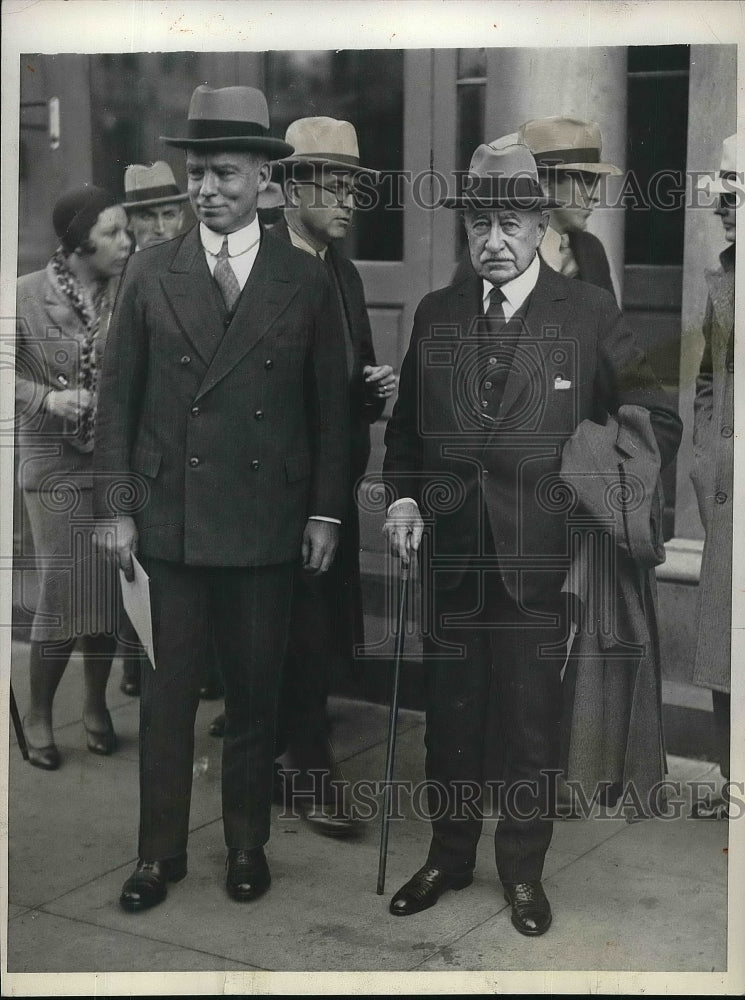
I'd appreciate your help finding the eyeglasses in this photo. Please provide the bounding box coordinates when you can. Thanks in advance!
[296,181,358,206]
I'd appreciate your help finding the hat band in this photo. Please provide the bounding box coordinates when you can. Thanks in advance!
[184,118,269,140]
[533,147,601,167]
[287,151,361,167]
[125,183,184,204]
[459,175,546,202]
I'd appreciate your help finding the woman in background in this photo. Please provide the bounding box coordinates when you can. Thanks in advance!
[15,184,131,769]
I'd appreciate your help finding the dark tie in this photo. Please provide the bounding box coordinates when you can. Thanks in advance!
[485,286,506,328]
[213,236,241,313]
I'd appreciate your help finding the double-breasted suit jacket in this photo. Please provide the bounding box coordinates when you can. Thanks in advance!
[93,226,349,565]
[691,243,735,694]
[384,261,682,604]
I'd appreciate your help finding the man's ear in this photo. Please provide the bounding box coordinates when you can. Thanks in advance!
[284,179,302,208]
[256,160,272,193]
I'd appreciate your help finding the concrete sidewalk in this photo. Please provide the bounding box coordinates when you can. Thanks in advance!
[4,637,735,988]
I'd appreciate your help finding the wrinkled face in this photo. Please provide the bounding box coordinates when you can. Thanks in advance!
[186,150,270,234]
[128,202,185,248]
[464,207,548,285]
[714,194,737,243]
[290,168,357,243]
[84,206,131,278]
[549,170,602,233]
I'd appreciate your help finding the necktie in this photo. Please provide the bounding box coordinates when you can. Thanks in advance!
[213,236,241,313]
[485,286,506,328]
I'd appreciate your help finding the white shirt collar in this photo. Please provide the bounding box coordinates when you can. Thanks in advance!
[482,252,541,315]
[286,221,327,260]
[199,217,261,257]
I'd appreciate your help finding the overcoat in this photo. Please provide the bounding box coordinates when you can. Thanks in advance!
[93,226,349,567]
[15,263,117,489]
[690,244,735,693]
[267,220,384,651]
[384,262,682,603]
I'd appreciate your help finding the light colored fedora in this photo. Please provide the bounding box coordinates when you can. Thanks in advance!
[161,85,293,158]
[274,117,379,178]
[122,161,188,209]
[518,116,621,176]
[697,133,741,195]
[441,143,561,209]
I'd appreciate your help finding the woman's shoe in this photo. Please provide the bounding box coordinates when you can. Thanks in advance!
[22,718,60,771]
[83,710,117,756]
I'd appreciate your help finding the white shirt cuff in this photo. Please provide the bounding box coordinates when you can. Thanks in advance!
[310,515,342,525]
[386,497,418,516]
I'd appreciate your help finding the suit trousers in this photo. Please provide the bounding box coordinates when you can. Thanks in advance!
[423,567,568,884]
[138,557,293,860]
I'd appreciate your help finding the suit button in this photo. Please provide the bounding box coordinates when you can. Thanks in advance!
[715,491,727,504]
[254,409,264,420]
[265,359,274,370]
[722,425,733,437]
[180,355,191,365]
[223,316,231,329]
[489,357,497,365]
[190,406,200,417]
[727,360,735,373]
[484,381,493,390]
[189,456,200,468]
[251,459,260,470]
[481,400,488,407]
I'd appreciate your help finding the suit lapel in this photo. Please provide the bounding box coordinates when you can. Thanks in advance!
[195,233,301,401]
[495,262,569,424]
[160,228,225,367]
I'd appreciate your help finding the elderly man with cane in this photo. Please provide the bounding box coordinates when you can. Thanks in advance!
[382,141,681,935]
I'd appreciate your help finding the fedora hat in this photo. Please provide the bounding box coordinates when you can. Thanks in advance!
[274,117,379,178]
[441,143,561,209]
[697,133,742,196]
[122,161,188,209]
[518,116,621,176]
[161,85,294,158]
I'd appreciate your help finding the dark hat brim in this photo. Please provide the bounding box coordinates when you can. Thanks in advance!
[441,194,562,210]
[161,135,295,159]
[273,155,380,181]
[122,192,189,209]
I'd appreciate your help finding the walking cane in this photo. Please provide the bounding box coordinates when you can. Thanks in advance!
[376,558,410,895]
[10,682,29,761]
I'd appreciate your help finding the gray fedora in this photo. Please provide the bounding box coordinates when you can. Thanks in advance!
[274,117,379,178]
[161,85,294,158]
[442,143,561,209]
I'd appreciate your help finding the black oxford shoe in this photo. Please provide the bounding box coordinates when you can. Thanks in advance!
[226,847,271,902]
[120,853,187,913]
[389,864,473,916]
[503,881,552,936]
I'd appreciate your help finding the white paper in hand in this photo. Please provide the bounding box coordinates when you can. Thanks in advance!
[119,554,155,669]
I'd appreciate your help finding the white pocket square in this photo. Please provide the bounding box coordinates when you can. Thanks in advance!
[554,376,572,390]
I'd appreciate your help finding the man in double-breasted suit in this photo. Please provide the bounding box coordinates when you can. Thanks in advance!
[383,143,681,935]
[210,117,396,834]
[93,85,349,912]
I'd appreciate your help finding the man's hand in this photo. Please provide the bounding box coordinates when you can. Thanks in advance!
[301,519,339,574]
[363,364,397,399]
[383,500,423,566]
[97,514,139,582]
[44,387,93,421]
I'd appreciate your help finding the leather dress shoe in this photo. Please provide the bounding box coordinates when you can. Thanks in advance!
[389,864,473,916]
[209,711,225,737]
[83,711,117,756]
[298,800,360,838]
[22,718,60,771]
[503,881,552,936]
[226,847,271,902]
[120,853,188,912]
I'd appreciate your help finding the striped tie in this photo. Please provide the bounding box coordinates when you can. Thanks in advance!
[213,236,241,313]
